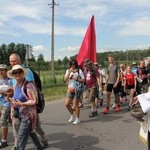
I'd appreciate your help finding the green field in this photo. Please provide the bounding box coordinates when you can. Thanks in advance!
[40,70,67,101]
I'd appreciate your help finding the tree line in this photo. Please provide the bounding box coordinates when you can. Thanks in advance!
[0,43,150,71]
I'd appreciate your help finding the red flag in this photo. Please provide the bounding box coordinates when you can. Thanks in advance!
[76,15,97,68]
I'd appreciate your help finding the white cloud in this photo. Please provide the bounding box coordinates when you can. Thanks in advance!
[57,46,79,52]
[33,45,46,52]
[118,17,150,37]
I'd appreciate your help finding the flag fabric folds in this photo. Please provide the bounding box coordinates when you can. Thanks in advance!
[76,15,97,68]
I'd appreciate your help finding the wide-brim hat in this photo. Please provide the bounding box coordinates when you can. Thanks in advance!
[84,59,92,66]
[7,65,28,78]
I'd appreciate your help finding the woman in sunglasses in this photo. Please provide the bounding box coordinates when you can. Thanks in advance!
[6,65,43,150]
[64,59,85,125]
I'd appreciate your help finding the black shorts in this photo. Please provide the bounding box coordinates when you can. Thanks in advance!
[126,85,135,90]
[107,84,119,94]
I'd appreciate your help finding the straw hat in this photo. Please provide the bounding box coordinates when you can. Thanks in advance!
[7,65,28,78]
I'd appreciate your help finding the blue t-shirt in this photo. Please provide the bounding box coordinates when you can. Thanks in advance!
[0,78,13,108]
[132,67,138,75]
[13,86,27,103]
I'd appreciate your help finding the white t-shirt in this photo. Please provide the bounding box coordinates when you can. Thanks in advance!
[65,69,85,88]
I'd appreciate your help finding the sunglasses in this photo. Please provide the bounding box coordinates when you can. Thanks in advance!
[12,69,23,75]
[71,63,76,66]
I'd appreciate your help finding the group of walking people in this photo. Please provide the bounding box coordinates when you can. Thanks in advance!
[64,54,150,125]
[0,53,48,150]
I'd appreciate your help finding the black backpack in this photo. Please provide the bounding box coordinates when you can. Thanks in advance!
[28,68,42,91]
[23,80,45,113]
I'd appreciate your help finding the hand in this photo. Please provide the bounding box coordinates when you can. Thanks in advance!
[14,100,24,107]
[113,83,117,88]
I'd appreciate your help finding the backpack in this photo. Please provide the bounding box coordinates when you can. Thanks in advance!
[23,81,45,113]
[25,67,42,91]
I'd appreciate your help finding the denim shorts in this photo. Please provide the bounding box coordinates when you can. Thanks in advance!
[1,107,10,128]
[66,91,81,100]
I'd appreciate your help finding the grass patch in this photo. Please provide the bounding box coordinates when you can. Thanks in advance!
[42,84,67,101]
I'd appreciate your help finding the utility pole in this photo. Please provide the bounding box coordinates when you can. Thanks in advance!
[48,0,59,79]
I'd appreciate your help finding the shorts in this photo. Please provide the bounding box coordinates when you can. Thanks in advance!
[126,85,135,90]
[87,88,97,102]
[107,84,119,94]
[66,91,81,100]
[1,107,10,128]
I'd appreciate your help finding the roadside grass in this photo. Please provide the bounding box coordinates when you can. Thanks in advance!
[39,70,67,101]
[42,84,67,101]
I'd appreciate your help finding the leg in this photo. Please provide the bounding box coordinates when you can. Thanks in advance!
[17,119,31,150]
[35,114,48,148]
[65,95,74,115]
[12,117,21,148]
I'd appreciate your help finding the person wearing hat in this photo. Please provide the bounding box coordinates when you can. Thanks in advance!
[9,53,47,150]
[6,65,43,150]
[83,59,101,117]
[0,64,13,148]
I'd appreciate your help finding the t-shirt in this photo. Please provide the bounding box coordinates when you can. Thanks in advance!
[107,64,119,84]
[0,78,13,108]
[124,73,136,86]
[65,69,85,89]
[84,69,99,88]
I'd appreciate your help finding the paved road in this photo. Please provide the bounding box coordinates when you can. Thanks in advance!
[5,96,147,150]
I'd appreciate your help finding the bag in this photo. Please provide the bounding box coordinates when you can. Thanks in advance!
[68,87,75,93]
[23,81,45,113]
[25,67,42,91]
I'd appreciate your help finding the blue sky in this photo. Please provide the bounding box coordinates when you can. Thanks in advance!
[0,0,150,61]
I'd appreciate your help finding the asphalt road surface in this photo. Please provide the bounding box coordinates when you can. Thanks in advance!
[4,96,147,150]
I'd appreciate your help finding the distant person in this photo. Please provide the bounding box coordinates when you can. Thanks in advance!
[137,60,149,93]
[9,53,47,150]
[103,54,121,114]
[124,66,137,110]
[83,59,101,117]
[119,63,127,103]
[64,59,85,125]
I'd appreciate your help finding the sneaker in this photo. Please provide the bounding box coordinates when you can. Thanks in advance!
[11,145,17,150]
[89,111,98,118]
[68,115,75,123]
[0,141,8,148]
[41,139,48,149]
[112,103,116,109]
[79,104,83,108]
[128,106,132,111]
[103,107,109,114]
[115,105,121,112]
[73,118,81,125]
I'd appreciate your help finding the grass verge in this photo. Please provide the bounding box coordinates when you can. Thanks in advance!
[42,84,67,101]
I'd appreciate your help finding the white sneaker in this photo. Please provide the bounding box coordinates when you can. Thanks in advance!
[68,115,75,123]
[112,103,116,109]
[73,118,81,125]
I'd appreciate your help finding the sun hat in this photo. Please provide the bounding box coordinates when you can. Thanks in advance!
[84,59,92,66]
[0,64,8,70]
[132,62,137,65]
[7,65,28,78]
